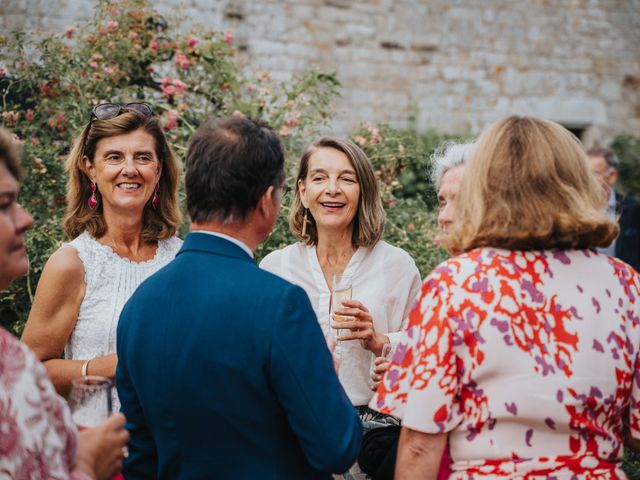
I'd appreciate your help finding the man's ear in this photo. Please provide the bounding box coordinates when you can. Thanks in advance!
[608,168,618,188]
[258,185,277,219]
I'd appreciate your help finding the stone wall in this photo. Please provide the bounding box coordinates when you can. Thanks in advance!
[2,0,639,140]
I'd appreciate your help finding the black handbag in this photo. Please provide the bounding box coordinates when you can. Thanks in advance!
[357,425,400,480]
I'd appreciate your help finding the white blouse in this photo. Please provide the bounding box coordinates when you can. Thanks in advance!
[260,240,421,406]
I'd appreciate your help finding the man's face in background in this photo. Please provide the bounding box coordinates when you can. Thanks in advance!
[588,154,617,195]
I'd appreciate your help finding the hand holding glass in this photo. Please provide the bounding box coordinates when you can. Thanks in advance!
[68,375,113,429]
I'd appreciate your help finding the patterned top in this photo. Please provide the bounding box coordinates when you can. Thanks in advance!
[63,231,182,417]
[370,248,640,479]
[0,328,90,480]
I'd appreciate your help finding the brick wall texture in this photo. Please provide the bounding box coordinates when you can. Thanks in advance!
[2,0,639,140]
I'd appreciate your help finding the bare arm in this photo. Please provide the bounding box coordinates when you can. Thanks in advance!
[395,427,447,480]
[21,247,116,396]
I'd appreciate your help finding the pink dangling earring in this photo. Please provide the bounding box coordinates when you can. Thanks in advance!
[152,182,159,209]
[88,182,98,210]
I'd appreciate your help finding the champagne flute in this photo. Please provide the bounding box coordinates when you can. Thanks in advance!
[331,273,353,341]
[68,375,113,429]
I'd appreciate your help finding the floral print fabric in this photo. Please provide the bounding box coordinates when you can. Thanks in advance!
[371,248,640,479]
[0,328,88,480]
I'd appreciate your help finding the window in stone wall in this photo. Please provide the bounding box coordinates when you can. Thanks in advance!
[560,124,594,145]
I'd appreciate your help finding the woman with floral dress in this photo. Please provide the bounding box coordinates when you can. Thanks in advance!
[372,116,640,479]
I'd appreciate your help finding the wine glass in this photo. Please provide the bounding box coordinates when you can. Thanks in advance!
[68,375,113,430]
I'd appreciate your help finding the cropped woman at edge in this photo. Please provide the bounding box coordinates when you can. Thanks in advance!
[0,127,129,480]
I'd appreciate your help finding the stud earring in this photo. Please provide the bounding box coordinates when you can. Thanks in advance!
[152,182,159,209]
[88,182,98,210]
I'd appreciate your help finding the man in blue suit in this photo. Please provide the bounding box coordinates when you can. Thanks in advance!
[588,146,640,271]
[116,117,361,479]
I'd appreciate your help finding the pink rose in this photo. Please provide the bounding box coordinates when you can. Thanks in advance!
[162,111,179,131]
[370,128,381,144]
[188,36,199,48]
[223,31,233,44]
[286,111,299,128]
[175,52,190,70]
[107,20,119,30]
[64,26,74,39]
[173,79,187,95]
[161,78,187,99]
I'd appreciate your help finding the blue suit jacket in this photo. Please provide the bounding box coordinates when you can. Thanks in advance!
[116,233,361,479]
[616,191,640,272]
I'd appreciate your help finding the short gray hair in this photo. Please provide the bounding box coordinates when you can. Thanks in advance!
[430,142,474,190]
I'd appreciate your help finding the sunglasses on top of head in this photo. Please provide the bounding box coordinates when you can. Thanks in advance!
[91,102,153,121]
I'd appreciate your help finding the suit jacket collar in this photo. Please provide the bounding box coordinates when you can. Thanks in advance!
[615,189,636,217]
[178,232,255,264]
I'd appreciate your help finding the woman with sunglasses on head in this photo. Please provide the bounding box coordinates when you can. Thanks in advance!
[22,103,183,420]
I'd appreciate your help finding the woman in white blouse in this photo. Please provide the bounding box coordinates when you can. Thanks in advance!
[22,103,183,418]
[260,137,421,409]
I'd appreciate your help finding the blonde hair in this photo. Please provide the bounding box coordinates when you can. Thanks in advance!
[64,111,182,242]
[443,116,618,254]
[290,137,385,247]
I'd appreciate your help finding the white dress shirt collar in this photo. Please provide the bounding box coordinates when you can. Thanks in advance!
[191,230,254,258]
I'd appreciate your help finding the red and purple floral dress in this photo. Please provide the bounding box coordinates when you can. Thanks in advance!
[371,248,640,479]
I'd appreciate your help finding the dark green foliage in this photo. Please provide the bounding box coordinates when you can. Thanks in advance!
[612,134,640,197]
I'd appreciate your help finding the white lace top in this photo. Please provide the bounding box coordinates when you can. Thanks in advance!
[62,231,182,417]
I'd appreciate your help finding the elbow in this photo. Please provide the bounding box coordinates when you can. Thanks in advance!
[308,420,362,473]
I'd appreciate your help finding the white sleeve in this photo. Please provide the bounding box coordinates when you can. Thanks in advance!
[385,249,422,347]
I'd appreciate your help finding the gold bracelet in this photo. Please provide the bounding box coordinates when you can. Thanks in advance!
[81,359,91,377]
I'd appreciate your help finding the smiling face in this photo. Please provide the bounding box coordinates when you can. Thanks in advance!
[437,163,465,240]
[85,128,161,218]
[0,162,33,289]
[298,147,361,237]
